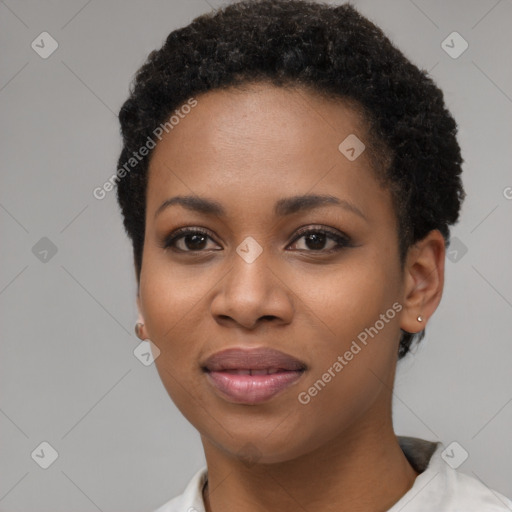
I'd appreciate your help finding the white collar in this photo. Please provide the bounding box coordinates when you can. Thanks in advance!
[153,436,512,511]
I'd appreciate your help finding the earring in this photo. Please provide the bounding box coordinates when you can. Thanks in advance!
[135,322,145,340]
[417,315,423,322]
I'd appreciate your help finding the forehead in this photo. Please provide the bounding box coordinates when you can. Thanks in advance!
[150,82,368,160]
[145,83,389,223]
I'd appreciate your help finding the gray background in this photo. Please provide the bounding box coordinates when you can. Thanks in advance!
[1,0,511,510]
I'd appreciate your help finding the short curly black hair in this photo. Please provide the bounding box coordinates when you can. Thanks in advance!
[115,0,465,359]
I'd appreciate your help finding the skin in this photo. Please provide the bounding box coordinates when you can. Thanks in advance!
[135,83,445,512]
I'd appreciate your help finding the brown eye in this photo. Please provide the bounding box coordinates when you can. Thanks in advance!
[160,225,351,254]
[288,227,351,253]
[178,232,208,251]
[161,228,219,252]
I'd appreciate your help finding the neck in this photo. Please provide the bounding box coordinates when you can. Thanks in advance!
[201,411,419,512]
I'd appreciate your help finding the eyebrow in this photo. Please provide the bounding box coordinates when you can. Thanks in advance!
[154,193,368,222]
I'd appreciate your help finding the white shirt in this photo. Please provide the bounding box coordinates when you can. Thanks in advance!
[152,436,512,511]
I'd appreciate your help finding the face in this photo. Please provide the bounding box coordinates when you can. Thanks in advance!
[138,83,410,464]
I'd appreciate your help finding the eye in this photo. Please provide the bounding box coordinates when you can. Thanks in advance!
[288,226,351,253]
[160,225,352,254]
[160,227,220,252]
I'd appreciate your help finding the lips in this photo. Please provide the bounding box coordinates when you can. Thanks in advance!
[201,347,307,373]
[201,347,307,404]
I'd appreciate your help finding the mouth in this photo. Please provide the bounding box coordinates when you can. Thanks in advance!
[207,368,300,375]
[201,346,307,404]
[201,346,307,373]
[204,368,306,404]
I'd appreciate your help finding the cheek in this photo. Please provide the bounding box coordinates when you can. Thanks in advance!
[291,258,399,341]
[289,274,399,454]
[290,259,401,398]
[138,257,209,391]
[139,261,206,418]
[139,254,210,343]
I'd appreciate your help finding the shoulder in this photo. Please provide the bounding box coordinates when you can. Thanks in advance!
[440,466,512,511]
[151,466,208,512]
[391,436,512,511]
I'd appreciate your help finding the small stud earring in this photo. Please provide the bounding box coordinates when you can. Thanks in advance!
[417,315,423,322]
[135,322,145,340]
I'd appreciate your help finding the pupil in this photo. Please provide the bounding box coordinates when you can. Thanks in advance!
[306,232,326,250]
[186,234,207,250]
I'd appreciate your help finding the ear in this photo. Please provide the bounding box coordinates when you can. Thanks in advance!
[400,229,446,334]
[136,291,148,339]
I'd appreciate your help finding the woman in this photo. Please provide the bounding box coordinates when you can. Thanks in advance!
[115,1,512,510]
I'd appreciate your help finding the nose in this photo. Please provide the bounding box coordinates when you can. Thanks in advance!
[210,248,294,330]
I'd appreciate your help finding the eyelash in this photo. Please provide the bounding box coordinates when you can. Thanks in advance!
[160,225,352,254]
